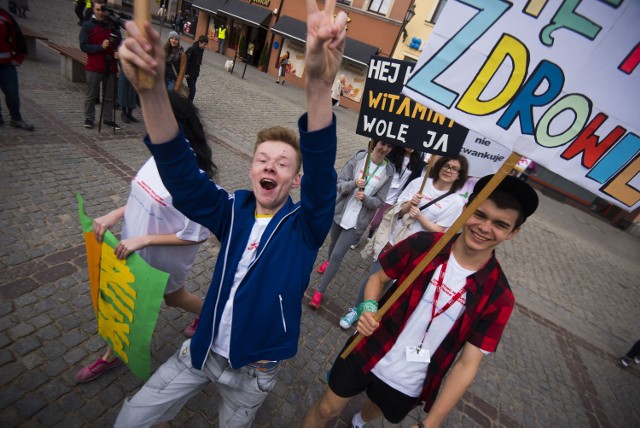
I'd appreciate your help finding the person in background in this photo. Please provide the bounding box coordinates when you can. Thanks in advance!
[184,35,207,102]
[310,141,395,309]
[164,31,186,94]
[331,73,345,107]
[118,62,138,124]
[0,7,34,131]
[216,24,226,54]
[79,0,120,130]
[276,50,290,85]
[74,92,217,383]
[619,340,640,368]
[16,0,29,19]
[74,0,85,25]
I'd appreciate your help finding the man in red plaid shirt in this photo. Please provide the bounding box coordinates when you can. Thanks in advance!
[303,174,539,428]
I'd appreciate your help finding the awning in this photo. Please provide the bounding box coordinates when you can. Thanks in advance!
[271,16,379,67]
[271,16,306,44]
[344,38,380,67]
[218,0,272,29]
[191,0,227,15]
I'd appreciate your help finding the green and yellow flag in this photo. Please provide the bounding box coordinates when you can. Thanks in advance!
[77,194,168,379]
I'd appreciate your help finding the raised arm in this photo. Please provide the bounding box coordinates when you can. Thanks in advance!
[304,0,347,131]
[118,21,178,144]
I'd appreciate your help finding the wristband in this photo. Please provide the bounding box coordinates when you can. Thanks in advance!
[357,299,378,317]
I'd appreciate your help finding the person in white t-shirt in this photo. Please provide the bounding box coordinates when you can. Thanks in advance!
[303,174,539,428]
[74,93,217,383]
[310,141,396,309]
[366,146,427,241]
[339,155,469,329]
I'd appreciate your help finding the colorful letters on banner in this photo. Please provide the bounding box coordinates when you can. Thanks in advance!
[404,0,639,211]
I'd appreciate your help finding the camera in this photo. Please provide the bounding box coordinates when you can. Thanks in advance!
[101,5,131,31]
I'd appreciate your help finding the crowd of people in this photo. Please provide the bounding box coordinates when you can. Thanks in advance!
[11,1,590,427]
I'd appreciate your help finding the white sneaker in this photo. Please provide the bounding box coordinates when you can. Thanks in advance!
[340,307,359,329]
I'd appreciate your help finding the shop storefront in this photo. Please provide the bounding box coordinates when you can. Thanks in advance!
[181,1,199,38]
[192,0,271,63]
[270,15,378,110]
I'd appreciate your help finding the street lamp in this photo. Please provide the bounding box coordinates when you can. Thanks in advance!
[391,1,416,58]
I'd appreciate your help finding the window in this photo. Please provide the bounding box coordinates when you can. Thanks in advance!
[428,0,448,24]
[368,0,392,15]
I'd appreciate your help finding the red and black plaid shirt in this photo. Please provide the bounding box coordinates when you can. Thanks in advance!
[348,232,514,411]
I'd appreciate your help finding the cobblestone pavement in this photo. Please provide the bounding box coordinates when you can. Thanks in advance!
[1,1,639,427]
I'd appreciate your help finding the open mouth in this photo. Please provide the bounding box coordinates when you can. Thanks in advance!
[260,179,276,190]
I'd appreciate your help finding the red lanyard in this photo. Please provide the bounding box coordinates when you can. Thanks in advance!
[419,260,467,348]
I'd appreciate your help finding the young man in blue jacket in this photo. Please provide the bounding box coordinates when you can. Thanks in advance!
[113,1,347,426]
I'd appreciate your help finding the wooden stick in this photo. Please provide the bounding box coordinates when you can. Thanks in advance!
[340,151,522,359]
[134,0,154,89]
[360,140,374,188]
[418,154,438,194]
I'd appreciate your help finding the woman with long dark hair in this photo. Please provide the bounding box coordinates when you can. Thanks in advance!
[74,93,217,383]
[164,31,186,93]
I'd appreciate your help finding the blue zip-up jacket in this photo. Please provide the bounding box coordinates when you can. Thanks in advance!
[145,113,337,369]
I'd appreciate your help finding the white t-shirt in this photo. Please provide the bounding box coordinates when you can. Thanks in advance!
[122,157,210,294]
[385,155,417,205]
[212,214,272,358]
[388,178,464,245]
[340,157,388,230]
[371,252,476,397]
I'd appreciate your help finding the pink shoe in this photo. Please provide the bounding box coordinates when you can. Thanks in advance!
[309,291,323,309]
[317,261,329,274]
[184,316,199,338]
[75,357,122,383]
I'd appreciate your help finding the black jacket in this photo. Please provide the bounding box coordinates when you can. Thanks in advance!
[185,41,204,78]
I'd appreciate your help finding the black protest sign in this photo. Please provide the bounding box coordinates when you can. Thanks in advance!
[356,56,468,157]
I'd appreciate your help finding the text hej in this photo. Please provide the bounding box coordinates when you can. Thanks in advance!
[365,58,456,152]
[409,0,638,207]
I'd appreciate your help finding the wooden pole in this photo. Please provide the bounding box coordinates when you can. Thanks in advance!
[340,151,522,359]
[134,0,154,90]
[418,154,438,194]
[360,140,375,187]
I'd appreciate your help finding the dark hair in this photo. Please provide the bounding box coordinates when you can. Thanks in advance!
[198,35,208,44]
[469,190,526,230]
[255,126,301,173]
[168,92,217,179]
[387,146,424,174]
[430,155,468,192]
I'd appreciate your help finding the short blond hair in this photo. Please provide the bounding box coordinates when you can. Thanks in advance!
[255,126,302,173]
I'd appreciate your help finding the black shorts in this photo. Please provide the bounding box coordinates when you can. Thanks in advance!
[328,353,420,423]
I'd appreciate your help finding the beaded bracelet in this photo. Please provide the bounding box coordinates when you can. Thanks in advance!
[357,299,379,317]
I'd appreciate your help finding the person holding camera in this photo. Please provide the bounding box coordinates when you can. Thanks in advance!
[79,0,121,130]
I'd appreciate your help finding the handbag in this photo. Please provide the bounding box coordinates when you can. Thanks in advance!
[362,190,455,260]
[171,64,190,98]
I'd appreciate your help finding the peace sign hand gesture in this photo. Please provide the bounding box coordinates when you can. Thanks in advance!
[305,0,347,86]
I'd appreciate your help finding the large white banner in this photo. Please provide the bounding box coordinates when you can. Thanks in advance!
[404,0,639,211]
